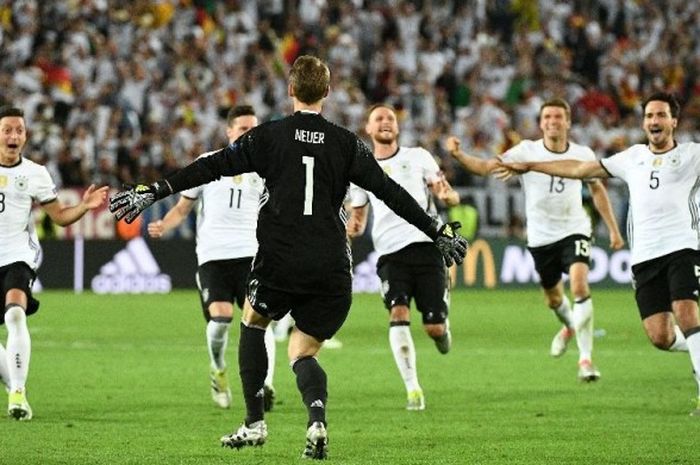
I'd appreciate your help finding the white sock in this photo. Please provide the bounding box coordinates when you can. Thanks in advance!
[669,325,688,352]
[263,325,275,388]
[573,297,594,362]
[685,331,700,398]
[552,295,573,328]
[0,342,9,389]
[206,318,231,371]
[5,305,31,392]
[389,323,420,392]
[273,313,294,342]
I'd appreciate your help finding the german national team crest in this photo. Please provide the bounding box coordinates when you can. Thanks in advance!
[248,176,259,186]
[399,161,411,173]
[15,175,28,191]
[669,153,680,167]
[0,175,6,188]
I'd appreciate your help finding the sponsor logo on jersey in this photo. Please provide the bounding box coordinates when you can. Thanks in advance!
[91,237,172,294]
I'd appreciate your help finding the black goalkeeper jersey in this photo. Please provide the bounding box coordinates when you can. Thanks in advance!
[165,111,438,295]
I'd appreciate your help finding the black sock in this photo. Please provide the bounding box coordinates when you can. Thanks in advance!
[293,356,328,427]
[239,323,268,425]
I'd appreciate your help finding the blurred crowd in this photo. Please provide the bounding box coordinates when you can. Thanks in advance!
[1,0,700,190]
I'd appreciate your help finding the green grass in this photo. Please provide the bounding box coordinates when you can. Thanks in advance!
[0,289,696,464]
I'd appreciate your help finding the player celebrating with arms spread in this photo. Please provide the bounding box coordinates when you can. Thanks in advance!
[498,92,700,414]
[109,56,467,458]
[0,106,108,420]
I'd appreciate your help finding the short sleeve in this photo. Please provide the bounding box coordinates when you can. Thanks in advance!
[501,141,527,163]
[600,150,628,181]
[417,148,442,184]
[35,166,58,204]
[349,183,369,207]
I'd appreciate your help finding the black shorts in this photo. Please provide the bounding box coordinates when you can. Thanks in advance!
[631,249,700,319]
[0,262,40,325]
[195,257,253,322]
[246,276,351,341]
[528,234,591,290]
[376,242,449,325]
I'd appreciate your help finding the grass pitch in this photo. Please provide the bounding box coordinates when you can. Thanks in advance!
[0,289,696,464]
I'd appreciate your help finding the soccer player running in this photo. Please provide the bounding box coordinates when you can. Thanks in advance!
[446,98,624,382]
[0,106,108,420]
[109,55,467,459]
[347,104,460,410]
[497,92,700,414]
[147,105,277,411]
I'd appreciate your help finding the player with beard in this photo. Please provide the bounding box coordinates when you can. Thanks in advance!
[347,104,460,410]
[497,92,700,414]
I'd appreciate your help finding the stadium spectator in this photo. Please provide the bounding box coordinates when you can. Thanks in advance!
[497,92,700,415]
[109,55,467,459]
[347,104,460,411]
[147,104,278,412]
[446,98,624,382]
[0,106,108,421]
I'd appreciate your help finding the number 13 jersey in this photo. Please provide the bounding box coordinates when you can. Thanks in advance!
[502,139,595,247]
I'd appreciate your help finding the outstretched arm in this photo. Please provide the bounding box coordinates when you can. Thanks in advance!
[496,159,609,180]
[587,180,624,250]
[445,136,498,177]
[43,184,109,226]
[148,196,196,238]
[429,177,460,206]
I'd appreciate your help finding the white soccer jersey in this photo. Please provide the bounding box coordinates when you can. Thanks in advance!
[503,139,594,247]
[181,151,265,266]
[601,142,700,265]
[350,146,441,256]
[0,158,57,270]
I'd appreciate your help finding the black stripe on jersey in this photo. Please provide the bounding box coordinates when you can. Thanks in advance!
[688,177,700,243]
[599,160,613,178]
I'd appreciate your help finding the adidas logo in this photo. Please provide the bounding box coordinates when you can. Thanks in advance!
[91,237,172,294]
[310,399,324,409]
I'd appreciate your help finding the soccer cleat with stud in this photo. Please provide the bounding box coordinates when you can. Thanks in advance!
[210,368,232,409]
[221,421,268,449]
[263,384,276,412]
[302,421,328,460]
[8,389,32,421]
[434,319,451,354]
[550,326,574,357]
[406,389,425,411]
[577,359,601,382]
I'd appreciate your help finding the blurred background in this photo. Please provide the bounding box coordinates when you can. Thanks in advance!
[2,0,697,289]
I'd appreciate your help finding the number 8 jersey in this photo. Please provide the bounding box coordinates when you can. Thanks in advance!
[502,139,595,247]
[0,158,57,269]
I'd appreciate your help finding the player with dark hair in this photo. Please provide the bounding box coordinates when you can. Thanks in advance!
[446,98,623,382]
[0,106,108,420]
[109,56,467,458]
[347,104,460,410]
[147,105,277,411]
[497,92,700,414]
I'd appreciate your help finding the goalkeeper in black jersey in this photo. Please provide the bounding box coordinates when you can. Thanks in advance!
[110,55,467,460]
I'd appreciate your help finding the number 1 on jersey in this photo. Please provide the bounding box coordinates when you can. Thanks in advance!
[302,156,314,215]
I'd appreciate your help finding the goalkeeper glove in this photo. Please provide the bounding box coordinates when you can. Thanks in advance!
[109,181,171,224]
[434,221,469,266]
